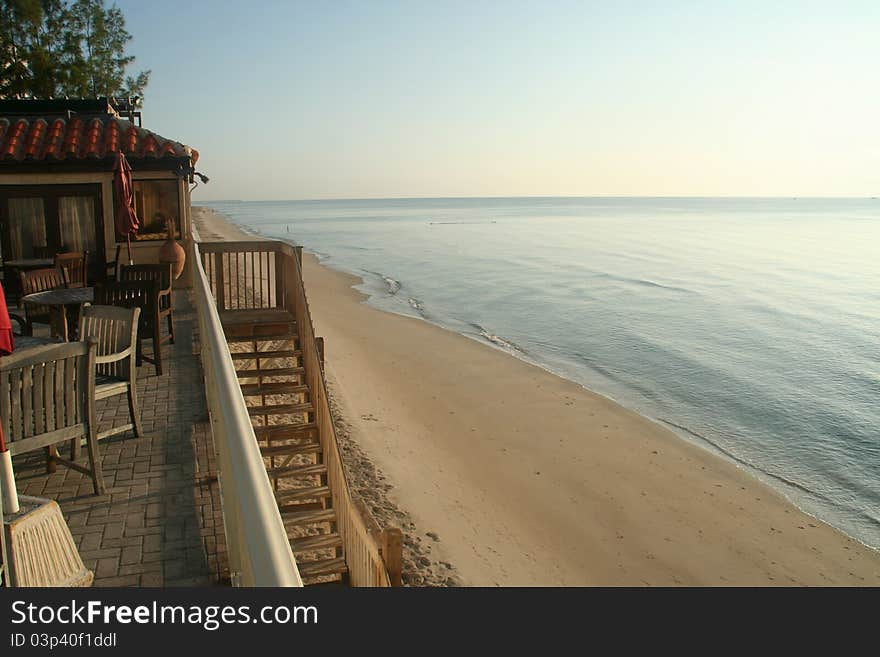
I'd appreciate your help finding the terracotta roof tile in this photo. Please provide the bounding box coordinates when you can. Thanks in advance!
[0,115,197,164]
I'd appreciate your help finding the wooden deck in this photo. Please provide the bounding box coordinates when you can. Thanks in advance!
[8,292,230,586]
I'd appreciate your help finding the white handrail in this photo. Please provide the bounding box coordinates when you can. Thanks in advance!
[190,238,302,587]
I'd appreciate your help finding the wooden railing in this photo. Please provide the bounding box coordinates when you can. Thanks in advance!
[195,237,401,587]
[198,241,286,312]
[189,236,303,587]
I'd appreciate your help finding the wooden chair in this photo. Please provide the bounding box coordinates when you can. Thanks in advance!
[19,267,67,335]
[119,263,175,347]
[78,304,142,441]
[54,251,89,288]
[94,279,166,376]
[0,340,104,495]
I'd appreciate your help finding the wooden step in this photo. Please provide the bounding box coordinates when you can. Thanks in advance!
[239,382,310,396]
[297,556,348,580]
[225,330,297,343]
[247,401,313,416]
[260,442,322,458]
[281,506,336,525]
[235,366,305,379]
[219,308,295,331]
[266,462,327,479]
[253,422,318,439]
[290,531,342,553]
[276,485,331,504]
[231,349,301,360]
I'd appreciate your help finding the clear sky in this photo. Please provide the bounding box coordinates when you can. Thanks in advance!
[116,1,879,200]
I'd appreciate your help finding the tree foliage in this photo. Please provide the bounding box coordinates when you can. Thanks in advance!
[0,0,150,102]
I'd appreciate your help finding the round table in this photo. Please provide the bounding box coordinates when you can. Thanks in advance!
[3,258,54,270]
[21,287,94,341]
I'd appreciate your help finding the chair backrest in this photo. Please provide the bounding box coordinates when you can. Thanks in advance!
[0,340,95,455]
[94,280,159,329]
[20,267,66,295]
[119,264,172,294]
[54,251,89,288]
[20,267,67,325]
[78,304,140,380]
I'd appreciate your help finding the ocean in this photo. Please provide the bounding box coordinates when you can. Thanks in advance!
[204,197,880,549]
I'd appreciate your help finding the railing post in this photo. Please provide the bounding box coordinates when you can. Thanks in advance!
[275,250,286,309]
[214,251,225,311]
[316,337,324,370]
[381,528,403,586]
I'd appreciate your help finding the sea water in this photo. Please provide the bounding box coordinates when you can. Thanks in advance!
[204,197,880,549]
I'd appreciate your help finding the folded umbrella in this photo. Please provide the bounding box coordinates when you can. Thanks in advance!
[113,151,140,265]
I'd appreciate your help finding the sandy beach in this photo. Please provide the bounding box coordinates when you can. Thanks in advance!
[193,206,880,586]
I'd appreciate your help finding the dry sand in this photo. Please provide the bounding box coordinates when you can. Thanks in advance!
[193,206,880,586]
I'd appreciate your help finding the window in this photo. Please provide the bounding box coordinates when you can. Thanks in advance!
[0,185,103,263]
[117,179,181,241]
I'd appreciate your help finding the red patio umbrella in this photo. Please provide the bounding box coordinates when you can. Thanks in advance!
[113,151,140,264]
[0,279,19,513]
[0,280,12,357]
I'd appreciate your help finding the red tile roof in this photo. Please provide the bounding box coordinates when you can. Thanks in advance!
[0,115,198,165]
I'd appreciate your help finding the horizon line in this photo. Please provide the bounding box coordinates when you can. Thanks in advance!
[193,194,880,203]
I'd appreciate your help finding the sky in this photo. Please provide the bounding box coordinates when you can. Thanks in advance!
[115,1,880,201]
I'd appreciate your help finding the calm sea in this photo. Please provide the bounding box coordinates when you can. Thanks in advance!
[205,197,880,549]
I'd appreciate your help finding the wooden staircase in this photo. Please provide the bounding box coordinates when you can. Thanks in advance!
[222,309,348,585]
[198,240,398,587]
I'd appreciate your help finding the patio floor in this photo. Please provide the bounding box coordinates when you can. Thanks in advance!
[9,291,230,587]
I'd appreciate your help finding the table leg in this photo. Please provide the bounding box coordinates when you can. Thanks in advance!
[49,307,68,341]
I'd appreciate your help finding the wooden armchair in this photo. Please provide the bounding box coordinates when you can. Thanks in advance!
[94,279,166,376]
[0,340,104,495]
[19,267,67,335]
[54,251,89,288]
[119,263,175,347]
[78,304,142,441]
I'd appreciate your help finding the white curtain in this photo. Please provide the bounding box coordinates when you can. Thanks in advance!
[58,196,97,254]
[7,198,48,260]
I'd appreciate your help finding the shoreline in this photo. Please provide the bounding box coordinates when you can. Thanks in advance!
[192,205,880,586]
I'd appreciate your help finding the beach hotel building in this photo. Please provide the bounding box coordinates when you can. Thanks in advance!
[0,98,399,587]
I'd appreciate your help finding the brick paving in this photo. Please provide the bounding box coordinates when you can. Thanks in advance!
[10,291,230,587]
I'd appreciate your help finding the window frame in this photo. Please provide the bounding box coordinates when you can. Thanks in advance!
[0,183,105,264]
[116,177,182,242]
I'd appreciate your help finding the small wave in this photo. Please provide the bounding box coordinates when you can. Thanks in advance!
[468,322,526,354]
[658,418,831,501]
[382,276,401,295]
[363,270,402,295]
[664,414,880,538]
[429,221,497,225]
[592,272,693,294]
